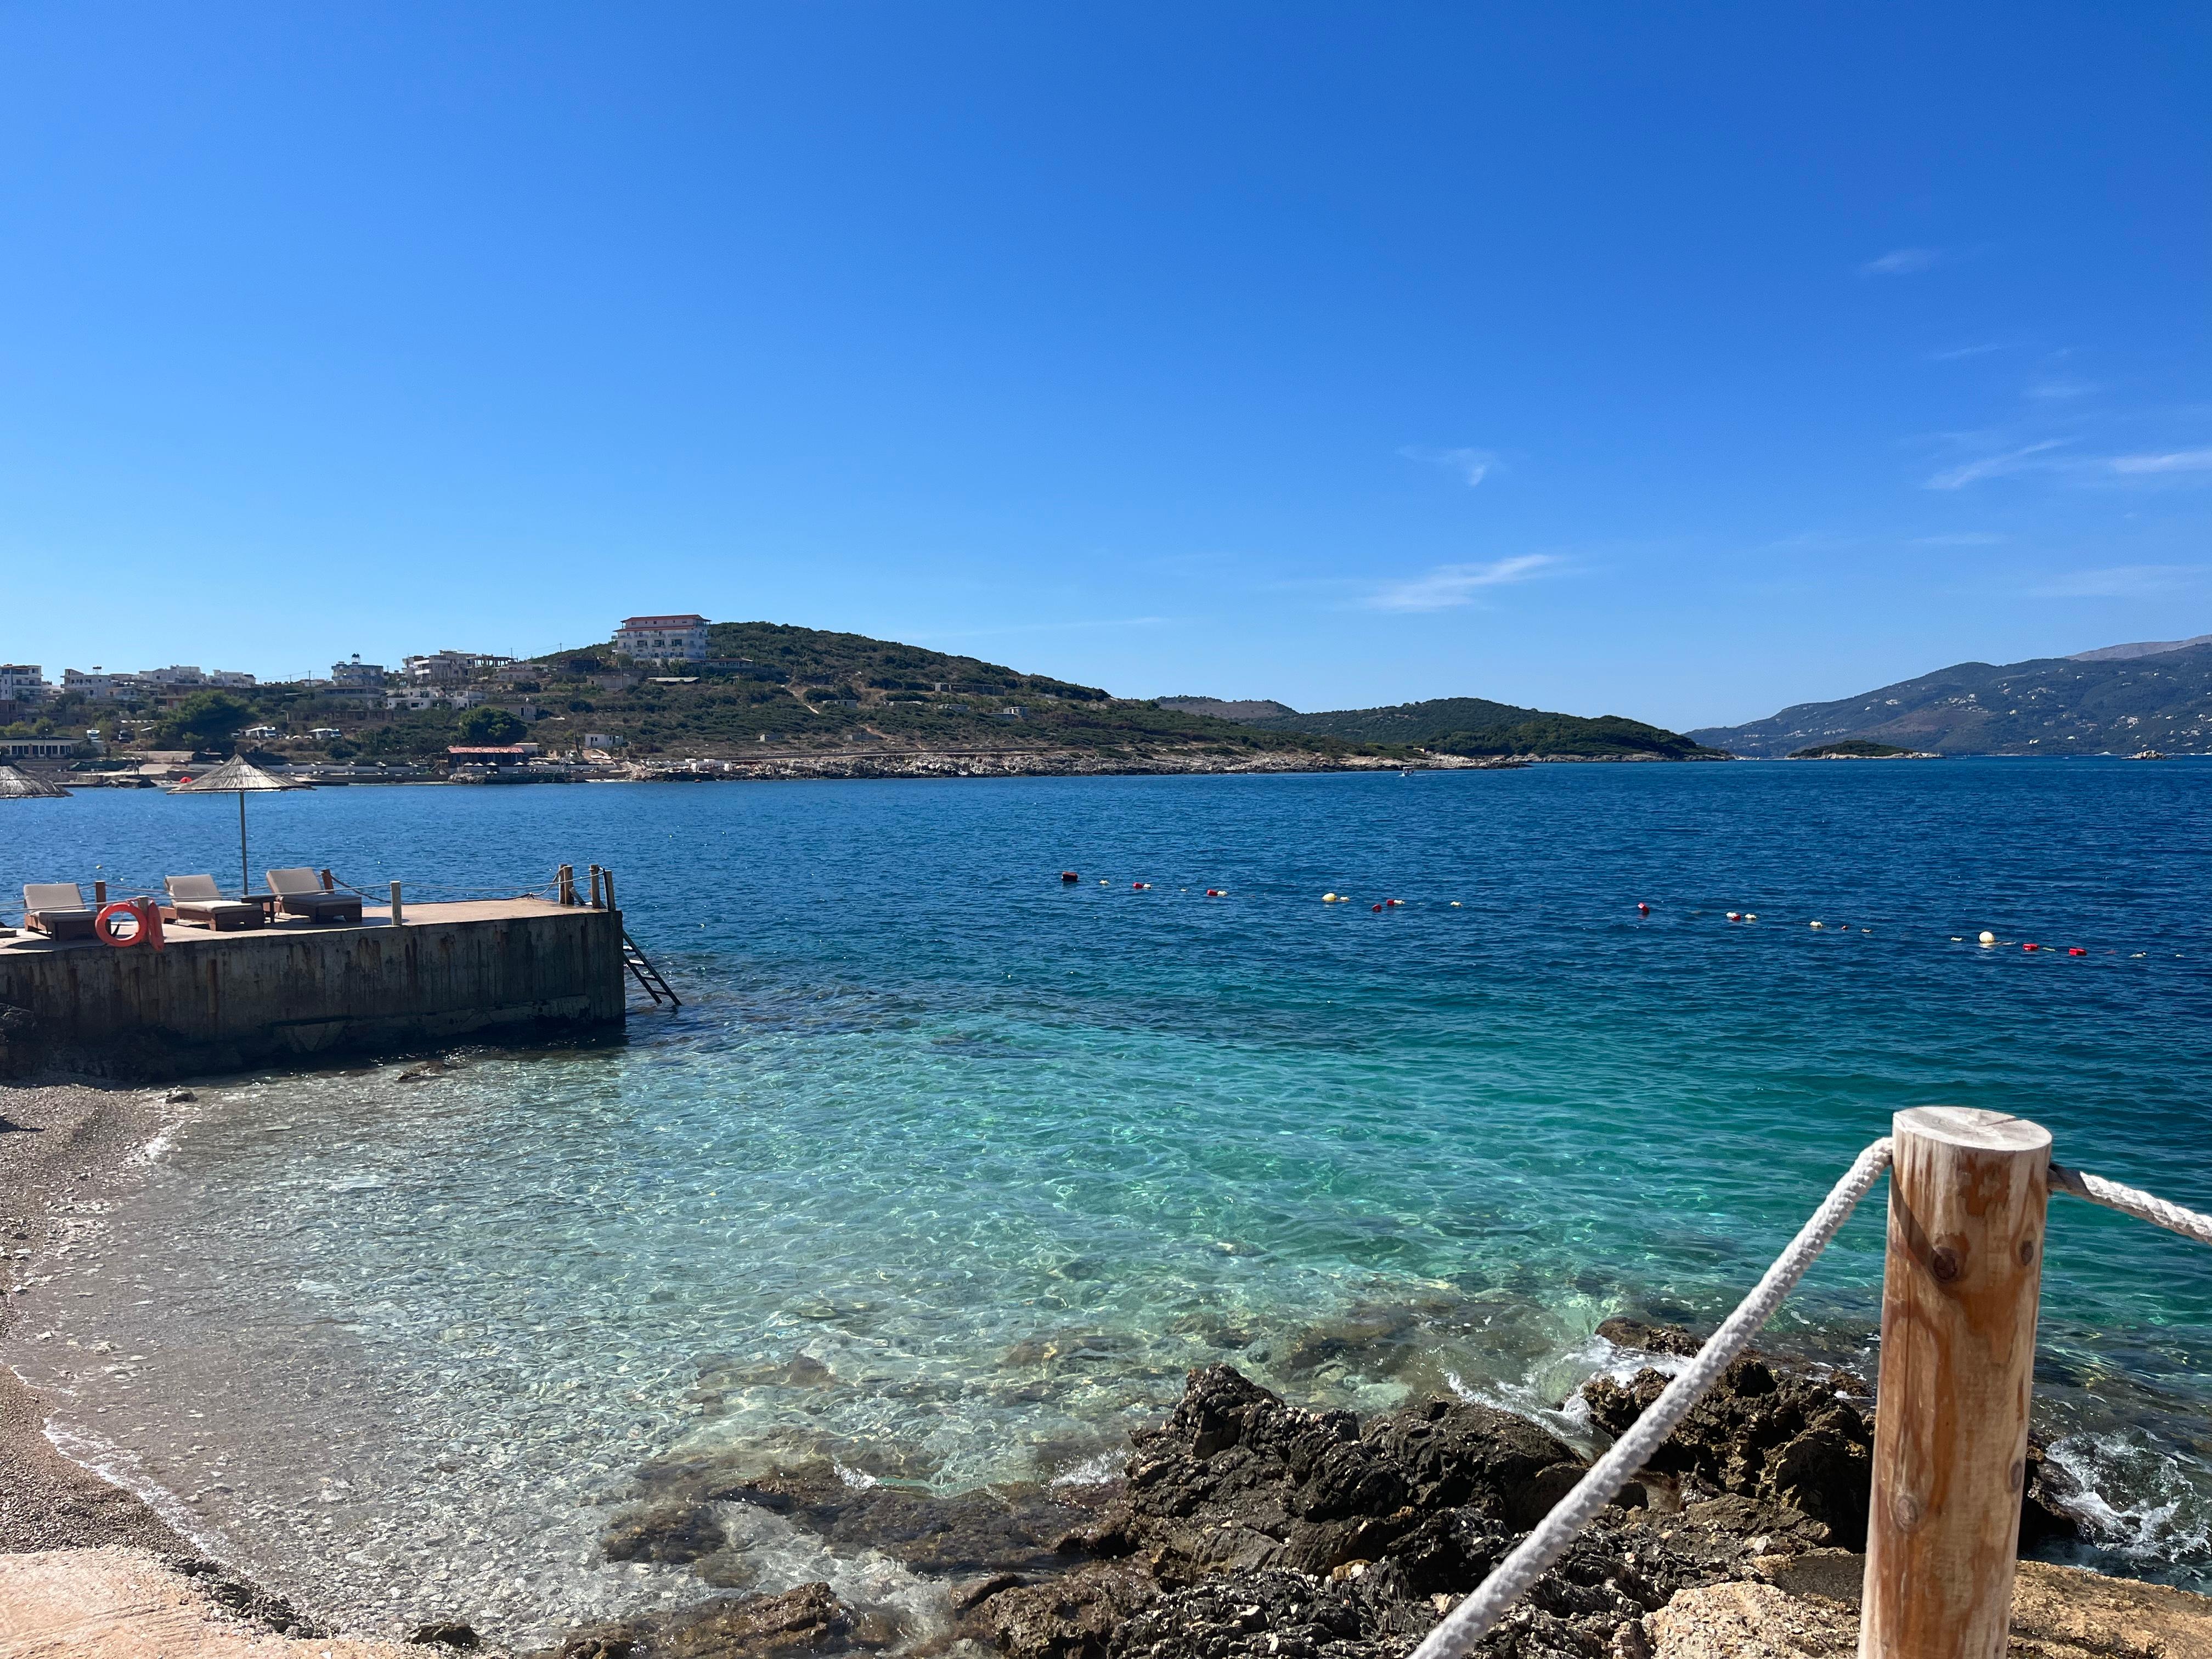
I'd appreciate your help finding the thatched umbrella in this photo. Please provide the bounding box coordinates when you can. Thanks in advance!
[167,757,309,895]
[0,764,69,799]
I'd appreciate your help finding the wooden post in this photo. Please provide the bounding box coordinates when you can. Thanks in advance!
[589,865,603,909]
[389,881,403,927]
[602,868,617,912]
[93,879,107,907]
[1861,1107,2051,1659]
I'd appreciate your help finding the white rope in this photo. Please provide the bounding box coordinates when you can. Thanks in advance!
[1408,1137,1894,1659]
[2051,1163,2212,1248]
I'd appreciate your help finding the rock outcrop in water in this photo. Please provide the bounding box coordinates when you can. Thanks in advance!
[553,1325,2106,1659]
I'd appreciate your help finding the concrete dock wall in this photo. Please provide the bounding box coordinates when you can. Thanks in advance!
[0,902,628,1081]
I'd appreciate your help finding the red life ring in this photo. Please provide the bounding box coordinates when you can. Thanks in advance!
[94,900,165,951]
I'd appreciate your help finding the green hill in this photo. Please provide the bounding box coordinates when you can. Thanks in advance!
[1234,696,1729,760]
[477,622,1368,759]
[1690,641,2212,757]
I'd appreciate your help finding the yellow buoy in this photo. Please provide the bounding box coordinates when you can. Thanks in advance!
[1323,892,1338,902]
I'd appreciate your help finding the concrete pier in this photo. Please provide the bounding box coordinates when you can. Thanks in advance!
[0,899,628,1081]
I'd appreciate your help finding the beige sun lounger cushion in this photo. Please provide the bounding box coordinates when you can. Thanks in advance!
[264,868,362,922]
[23,883,96,940]
[165,874,262,930]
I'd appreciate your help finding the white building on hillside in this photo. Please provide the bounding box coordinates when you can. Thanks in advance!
[614,614,709,663]
[0,665,48,703]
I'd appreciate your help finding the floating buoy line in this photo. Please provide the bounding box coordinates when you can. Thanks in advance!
[1058,874,2188,961]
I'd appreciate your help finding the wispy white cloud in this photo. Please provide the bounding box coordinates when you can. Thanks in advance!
[1365,554,1559,612]
[1925,439,2072,489]
[1400,445,1499,487]
[1912,532,2007,546]
[2029,565,2206,599]
[1861,247,1943,276]
[2027,379,2095,400]
[2109,447,2212,475]
[1929,342,2015,360]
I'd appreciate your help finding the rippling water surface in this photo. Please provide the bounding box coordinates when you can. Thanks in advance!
[7,761,2212,1639]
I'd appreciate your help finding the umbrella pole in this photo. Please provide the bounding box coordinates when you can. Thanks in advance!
[240,791,249,896]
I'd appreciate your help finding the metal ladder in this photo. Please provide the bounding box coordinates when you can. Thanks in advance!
[621,932,680,1007]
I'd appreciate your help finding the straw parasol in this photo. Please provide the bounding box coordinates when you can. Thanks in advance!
[0,764,70,799]
[167,756,309,896]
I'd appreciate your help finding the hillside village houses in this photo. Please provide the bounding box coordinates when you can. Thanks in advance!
[8,615,709,753]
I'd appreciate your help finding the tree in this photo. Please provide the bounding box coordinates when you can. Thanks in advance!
[456,705,527,745]
[158,690,253,751]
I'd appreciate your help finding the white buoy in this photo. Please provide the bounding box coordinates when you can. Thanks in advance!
[1449,901,1462,907]
[1810,921,1824,929]
[1323,892,1338,902]
[1979,930,1997,946]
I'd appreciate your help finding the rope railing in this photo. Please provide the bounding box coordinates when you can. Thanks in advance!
[2052,1163,2212,1248]
[1412,1135,2212,1659]
[1409,1137,1894,1659]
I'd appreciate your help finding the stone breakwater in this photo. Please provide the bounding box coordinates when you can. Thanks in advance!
[539,1322,2202,1659]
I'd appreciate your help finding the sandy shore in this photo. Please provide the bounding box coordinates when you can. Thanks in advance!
[0,1082,388,1652]
[0,1082,184,1556]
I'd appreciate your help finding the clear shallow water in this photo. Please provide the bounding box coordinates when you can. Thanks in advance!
[7,761,2212,1639]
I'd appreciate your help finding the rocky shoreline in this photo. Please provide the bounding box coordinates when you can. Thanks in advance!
[542,1327,2203,1659]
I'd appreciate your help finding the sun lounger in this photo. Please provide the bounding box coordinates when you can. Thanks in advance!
[163,874,264,932]
[23,883,97,941]
[265,867,363,923]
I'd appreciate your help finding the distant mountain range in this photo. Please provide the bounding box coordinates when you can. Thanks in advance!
[1689,636,2212,758]
[1160,695,1726,760]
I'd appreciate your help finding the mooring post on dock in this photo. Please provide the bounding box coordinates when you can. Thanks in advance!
[603,868,617,912]
[1861,1107,2051,1659]
[589,865,603,909]
[389,881,404,926]
[94,879,106,907]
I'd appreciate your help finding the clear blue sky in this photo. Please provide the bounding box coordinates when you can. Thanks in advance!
[3,4,2205,729]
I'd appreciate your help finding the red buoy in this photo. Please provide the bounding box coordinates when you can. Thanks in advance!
[2023,943,2039,952]
[1132,882,1150,890]
[1372,902,1383,912]
[2067,947,2086,957]
[1061,871,1079,883]
[1637,902,1650,915]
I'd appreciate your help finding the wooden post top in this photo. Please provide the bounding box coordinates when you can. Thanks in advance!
[1893,1106,2051,1156]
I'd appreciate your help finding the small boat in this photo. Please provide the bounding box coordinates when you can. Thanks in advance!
[2132,750,2169,760]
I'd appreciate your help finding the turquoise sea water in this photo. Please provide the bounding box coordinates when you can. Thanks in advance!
[5,761,2212,1640]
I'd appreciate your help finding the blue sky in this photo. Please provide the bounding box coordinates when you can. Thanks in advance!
[2,3,2205,729]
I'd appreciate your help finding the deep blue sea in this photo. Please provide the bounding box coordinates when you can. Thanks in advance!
[5,760,2211,1641]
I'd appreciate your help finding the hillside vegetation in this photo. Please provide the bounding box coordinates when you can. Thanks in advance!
[1691,642,2212,757]
[1232,696,1729,759]
[394,623,1372,761]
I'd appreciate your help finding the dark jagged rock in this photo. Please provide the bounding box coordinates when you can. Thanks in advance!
[1068,1364,1586,1584]
[408,1622,482,1649]
[1580,1327,2087,1554]
[1581,1357,1870,1549]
